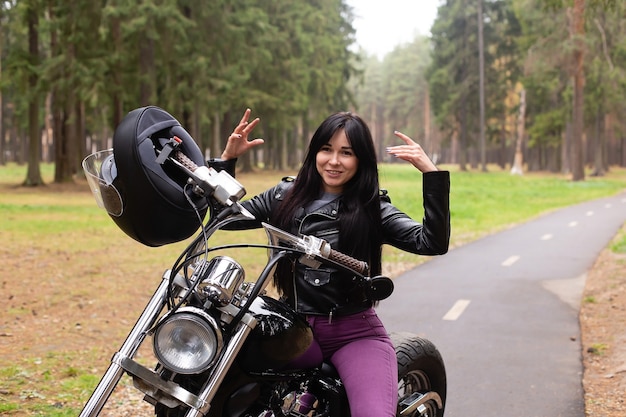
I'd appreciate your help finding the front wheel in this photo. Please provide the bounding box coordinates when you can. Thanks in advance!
[391,332,447,417]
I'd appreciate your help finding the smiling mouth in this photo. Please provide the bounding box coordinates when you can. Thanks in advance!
[326,170,342,175]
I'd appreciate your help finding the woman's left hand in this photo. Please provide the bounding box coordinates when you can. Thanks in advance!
[386,131,438,173]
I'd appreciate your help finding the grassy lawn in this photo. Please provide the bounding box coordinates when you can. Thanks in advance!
[0,161,625,416]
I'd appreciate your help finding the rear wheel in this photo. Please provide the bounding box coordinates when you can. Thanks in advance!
[391,332,446,417]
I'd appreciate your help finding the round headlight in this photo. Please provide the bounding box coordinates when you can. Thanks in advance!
[153,308,222,374]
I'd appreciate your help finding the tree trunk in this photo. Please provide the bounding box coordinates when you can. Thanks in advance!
[139,38,155,106]
[511,89,526,175]
[54,102,74,183]
[622,135,626,167]
[111,17,124,129]
[75,101,86,175]
[43,93,53,162]
[211,111,221,159]
[279,129,288,171]
[424,87,434,160]
[24,3,43,186]
[570,0,586,181]
[590,106,606,176]
[499,105,507,169]
[0,17,4,166]
[459,104,468,171]
[477,0,487,172]
[50,3,74,183]
[562,121,571,174]
[450,126,459,166]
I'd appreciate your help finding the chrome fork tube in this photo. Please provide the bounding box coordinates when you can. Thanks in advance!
[184,313,257,417]
[79,276,171,417]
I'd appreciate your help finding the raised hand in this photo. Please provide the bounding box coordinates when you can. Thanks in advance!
[386,131,438,173]
[221,108,265,160]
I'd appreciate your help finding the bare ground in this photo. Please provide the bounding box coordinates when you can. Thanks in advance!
[0,182,624,416]
[580,231,626,416]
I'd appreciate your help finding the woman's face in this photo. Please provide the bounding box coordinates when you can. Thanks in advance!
[315,129,358,194]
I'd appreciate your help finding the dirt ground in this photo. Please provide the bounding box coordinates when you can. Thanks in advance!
[0,182,625,416]
[579,234,626,416]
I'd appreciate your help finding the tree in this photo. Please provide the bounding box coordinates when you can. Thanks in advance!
[515,0,624,178]
[570,0,585,181]
[380,36,432,153]
[428,0,518,170]
[24,0,43,186]
[511,88,526,174]
[428,0,477,170]
[0,3,5,165]
[514,0,572,172]
[583,5,626,174]
[477,0,487,171]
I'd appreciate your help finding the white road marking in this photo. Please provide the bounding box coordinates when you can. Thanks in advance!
[586,211,594,216]
[443,299,471,321]
[568,221,578,227]
[541,234,553,241]
[501,255,520,267]
[604,203,612,209]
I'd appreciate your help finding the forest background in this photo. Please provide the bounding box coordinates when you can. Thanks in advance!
[0,0,625,185]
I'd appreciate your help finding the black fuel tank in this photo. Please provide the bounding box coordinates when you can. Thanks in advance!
[238,295,314,372]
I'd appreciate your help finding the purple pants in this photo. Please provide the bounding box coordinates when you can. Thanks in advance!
[289,307,397,417]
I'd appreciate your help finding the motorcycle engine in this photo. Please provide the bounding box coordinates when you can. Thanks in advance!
[282,390,317,415]
[254,389,318,417]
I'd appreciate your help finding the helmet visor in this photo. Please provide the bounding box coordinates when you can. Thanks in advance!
[82,149,124,216]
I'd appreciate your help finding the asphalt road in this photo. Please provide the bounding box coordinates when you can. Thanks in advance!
[378,191,626,417]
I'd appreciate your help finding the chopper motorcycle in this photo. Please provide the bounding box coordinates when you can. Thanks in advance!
[79,106,446,417]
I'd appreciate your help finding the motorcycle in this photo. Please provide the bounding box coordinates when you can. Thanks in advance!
[79,106,446,417]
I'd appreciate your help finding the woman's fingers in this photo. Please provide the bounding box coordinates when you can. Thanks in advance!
[386,131,437,172]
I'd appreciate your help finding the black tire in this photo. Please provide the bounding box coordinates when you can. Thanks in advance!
[391,332,447,417]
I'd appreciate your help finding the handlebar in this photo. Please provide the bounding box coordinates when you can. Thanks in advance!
[171,149,197,172]
[262,222,369,275]
[170,149,248,208]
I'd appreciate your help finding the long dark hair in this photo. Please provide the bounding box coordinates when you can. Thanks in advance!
[271,112,383,290]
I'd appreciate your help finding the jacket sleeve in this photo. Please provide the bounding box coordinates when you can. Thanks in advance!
[207,158,237,176]
[381,170,450,255]
[221,180,291,230]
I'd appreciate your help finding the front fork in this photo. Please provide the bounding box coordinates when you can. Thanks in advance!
[79,272,258,417]
[79,275,171,417]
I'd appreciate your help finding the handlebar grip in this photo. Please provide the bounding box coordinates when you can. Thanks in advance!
[172,150,198,172]
[329,249,369,275]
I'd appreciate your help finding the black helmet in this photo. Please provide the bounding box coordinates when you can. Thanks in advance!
[83,106,208,247]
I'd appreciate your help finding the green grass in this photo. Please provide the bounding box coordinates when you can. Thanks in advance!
[588,342,609,355]
[610,226,626,254]
[0,351,108,416]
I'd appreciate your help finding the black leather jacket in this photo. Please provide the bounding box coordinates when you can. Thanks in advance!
[229,170,451,317]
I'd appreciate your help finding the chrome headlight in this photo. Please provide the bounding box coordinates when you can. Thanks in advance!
[153,307,223,374]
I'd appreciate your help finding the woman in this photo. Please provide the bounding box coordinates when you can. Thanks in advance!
[221,109,450,417]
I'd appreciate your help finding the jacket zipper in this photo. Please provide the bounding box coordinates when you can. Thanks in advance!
[294,211,337,319]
